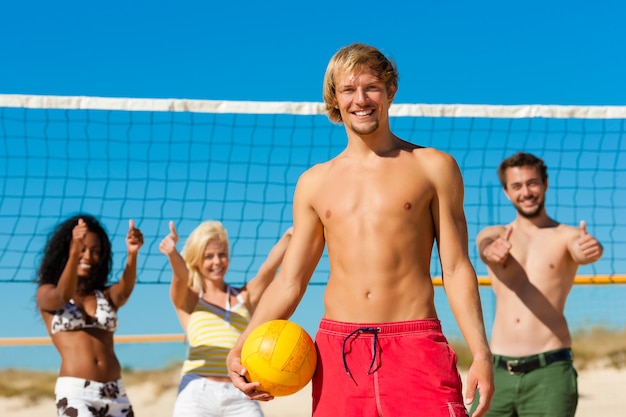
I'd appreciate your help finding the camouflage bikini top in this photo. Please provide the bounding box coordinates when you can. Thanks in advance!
[50,289,118,335]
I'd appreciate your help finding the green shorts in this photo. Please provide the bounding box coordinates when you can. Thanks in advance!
[469,348,578,417]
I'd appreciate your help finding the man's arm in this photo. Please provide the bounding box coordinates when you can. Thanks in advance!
[569,220,603,265]
[245,227,293,311]
[476,225,511,265]
[429,153,494,416]
[227,171,325,401]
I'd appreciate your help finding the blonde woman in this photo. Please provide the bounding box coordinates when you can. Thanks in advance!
[159,220,292,417]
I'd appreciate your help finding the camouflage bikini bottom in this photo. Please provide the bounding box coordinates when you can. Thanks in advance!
[54,376,134,417]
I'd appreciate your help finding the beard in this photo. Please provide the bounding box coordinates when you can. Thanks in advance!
[515,200,544,219]
[349,118,380,136]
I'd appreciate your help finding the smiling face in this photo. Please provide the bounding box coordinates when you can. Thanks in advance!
[503,165,548,219]
[334,66,396,137]
[322,43,398,125]
[77,231,102,278]
[199,239,229,282]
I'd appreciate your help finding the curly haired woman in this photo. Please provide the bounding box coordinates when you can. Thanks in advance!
[36,214,144,417]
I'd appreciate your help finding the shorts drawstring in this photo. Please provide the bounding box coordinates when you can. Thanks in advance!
[342,327,381,378]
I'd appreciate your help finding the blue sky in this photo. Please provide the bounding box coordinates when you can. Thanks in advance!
[1,1,626,370]
[3,1,626,105]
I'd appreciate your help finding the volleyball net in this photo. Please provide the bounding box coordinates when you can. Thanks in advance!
[1,94,624,287]
[1,94,626,351]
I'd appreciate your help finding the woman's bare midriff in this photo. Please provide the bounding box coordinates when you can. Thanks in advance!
[54,330,122,382]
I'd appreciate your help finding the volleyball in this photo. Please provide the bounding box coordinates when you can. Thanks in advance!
[241,319,317,397]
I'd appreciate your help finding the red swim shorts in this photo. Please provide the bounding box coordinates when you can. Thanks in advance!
[312,318,468,417]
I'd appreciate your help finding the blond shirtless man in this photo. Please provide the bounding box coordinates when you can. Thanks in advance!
[227,42,494,417]
[471,152,603,417]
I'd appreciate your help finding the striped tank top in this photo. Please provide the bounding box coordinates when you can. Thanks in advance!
[181,286,251,377]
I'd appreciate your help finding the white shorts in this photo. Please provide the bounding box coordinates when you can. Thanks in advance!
[54,376,133,416]
[173,373,263,417]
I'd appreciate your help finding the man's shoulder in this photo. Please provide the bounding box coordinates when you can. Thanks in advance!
[402,144,440,156]
[301,159,332,176]
[406,148,461,183]
[295,160,333,189]
[554,222,582,239]
[555,222,577,231]
[406,146,458,166]
[477,224,507,239]
[481,223,507,231]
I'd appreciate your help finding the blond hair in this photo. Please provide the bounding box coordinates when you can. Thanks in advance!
[322,42,399,124]
[182,220,229,292]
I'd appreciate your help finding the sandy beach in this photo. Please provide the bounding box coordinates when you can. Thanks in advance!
[2,365,625,417]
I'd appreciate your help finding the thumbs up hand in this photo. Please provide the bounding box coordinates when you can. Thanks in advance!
[159,221,180,256]
[575,220,603,263]
[69,217,89,258]
[126,219,144,254]
[484,225,513,264]
[72,217,88,246]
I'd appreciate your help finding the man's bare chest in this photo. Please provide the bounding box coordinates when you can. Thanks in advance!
[510,233,571,271]
[316,174,432,220]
